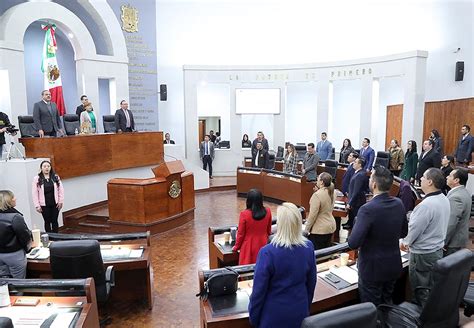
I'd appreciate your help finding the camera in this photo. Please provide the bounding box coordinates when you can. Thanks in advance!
[5,125,19,135]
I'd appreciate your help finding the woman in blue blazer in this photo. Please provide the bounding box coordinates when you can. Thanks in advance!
[249,202,316,328]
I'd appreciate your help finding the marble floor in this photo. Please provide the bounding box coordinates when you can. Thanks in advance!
[108,189,474,327]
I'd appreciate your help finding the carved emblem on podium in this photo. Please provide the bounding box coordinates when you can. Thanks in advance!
[169,180,181,199]
[121,4,139,33]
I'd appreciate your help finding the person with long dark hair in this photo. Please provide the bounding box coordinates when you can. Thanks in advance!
[304,172,336,249]
[0,190,32,279]
[430,129,443,155]
[400,140,418,182]
[283,143,298,174]
[242,134,251,148]
[232,189,272,265]
[387,139,405,176]
[32,160,64,233]
[339,138,354,163]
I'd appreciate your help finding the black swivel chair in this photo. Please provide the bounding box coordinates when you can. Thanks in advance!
[374,151,390,169]
[63,114,80,135]
[378,249,474,327]
[267,151,276,169]
[463,281,474,317]
[0,318,12,328]
[295,144,307,160]
[324,160,338,180]
[329,147,336,160]
[103,115,116,133]
[50,240,115,324]
[301,302,377,328]
[18,115,39,138]
[276,146,284,161]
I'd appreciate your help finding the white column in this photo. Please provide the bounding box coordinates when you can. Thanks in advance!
[272,83,286,150]
[402,56,427,147]
[359,76,373,144]
[317,82,329,136]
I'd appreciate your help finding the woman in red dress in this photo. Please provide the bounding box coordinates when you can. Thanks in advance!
[232,189,272,265]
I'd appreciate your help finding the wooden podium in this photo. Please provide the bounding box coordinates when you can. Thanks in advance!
[107,161,195,234]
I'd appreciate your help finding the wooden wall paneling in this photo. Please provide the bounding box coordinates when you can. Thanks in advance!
[385,104,403,150]
[423,98,474,156]
[108,181,146,223]
[181,173,195,211]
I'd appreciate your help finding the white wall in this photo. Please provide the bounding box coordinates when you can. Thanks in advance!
[157,0,473,146]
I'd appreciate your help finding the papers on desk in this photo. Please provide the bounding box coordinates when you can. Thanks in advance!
[26,247,50,260]
[238,169,260,175]
[329,266,359,285]
[0,305,79,328]
[289,177,301,182]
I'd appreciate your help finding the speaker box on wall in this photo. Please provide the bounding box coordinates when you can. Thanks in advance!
[160,84,167,101]
[455,61,464,81]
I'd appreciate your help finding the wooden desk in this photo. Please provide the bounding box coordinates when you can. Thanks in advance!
[3,296,99,328]
[200,259,409,328]
[27,242,154,310]
[237,168,314,210]
[20,132,164,179]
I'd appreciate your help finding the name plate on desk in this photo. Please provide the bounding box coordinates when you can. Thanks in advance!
[288,177,301,183]
[267,173,284,178]
[238,169,260,175]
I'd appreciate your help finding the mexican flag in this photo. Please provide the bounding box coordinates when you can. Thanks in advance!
[41,24,66,116]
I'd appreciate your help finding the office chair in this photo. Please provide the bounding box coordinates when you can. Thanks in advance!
[295,144,307,160]
[102,115,116,133]
[50,240,115,325]
[374,151,390,169]
[324,160,338,180]
[378,249,473,327]
[63,114,80,135]
[0,318,13,328]
[464,281,474,317]
[219,141,230,148]
[267,151,276,169]
[276,146,284,160]
[17,115,39,137]
[301,302,377,328]
[329,147,336,160]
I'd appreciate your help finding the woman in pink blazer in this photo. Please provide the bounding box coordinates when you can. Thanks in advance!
[32,160,64,232]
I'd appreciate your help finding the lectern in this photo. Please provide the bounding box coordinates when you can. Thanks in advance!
[107,160,195,234]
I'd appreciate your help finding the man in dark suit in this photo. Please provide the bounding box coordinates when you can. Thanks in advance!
[344,157,368,229]
[251,131,269,154]
[341,152,359,195]
[163,132,175,144]
[75,95,88,117]
[415,139,441,183]
[455,124,474,166]
[360,138,375,171]
[199,135,215,178]
[252,141,269,168]
[114,100,135,133]
[32,90,63,138]
[348,166,406,305]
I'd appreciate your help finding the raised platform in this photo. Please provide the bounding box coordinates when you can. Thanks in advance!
[62,202,194,235]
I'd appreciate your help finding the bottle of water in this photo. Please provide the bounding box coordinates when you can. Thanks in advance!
[74,128,79,135]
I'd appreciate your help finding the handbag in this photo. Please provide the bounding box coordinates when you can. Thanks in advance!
[196,267,239,301]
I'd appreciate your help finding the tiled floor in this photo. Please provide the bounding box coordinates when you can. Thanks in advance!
[107,189,473,327]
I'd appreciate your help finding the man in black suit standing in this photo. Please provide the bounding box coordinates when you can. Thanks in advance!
[114,100,135,133]
[163,132,175,144]
[251,131,269,154]
[252,141,269,168]
[348,166,406,305]
[33,90,63,138]
[455,124,474,166]
[75,95,88,117]
[344,157,368,229]
[200,135,215,179]
[415,139,441,184]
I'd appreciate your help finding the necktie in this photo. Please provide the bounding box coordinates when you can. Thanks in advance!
[361,148,365,156]
[255,151,259,166]
[47,102,53,115]
[124,109,131,128]
[205,142,208,155]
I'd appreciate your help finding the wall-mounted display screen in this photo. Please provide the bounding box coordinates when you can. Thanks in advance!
[235,88,281,114]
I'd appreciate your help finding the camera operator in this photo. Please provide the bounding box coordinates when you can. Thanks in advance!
[0,111,11,156]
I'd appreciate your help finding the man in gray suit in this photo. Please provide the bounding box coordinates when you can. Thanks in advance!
[33,90,63,138]
[302,143,320,181]
[444,168,472,256]
[200,135,215,179]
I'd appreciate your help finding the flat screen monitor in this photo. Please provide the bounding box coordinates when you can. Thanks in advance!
[235,88,281,114]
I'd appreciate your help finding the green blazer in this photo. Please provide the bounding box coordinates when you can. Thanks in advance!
[400,152,418,181]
